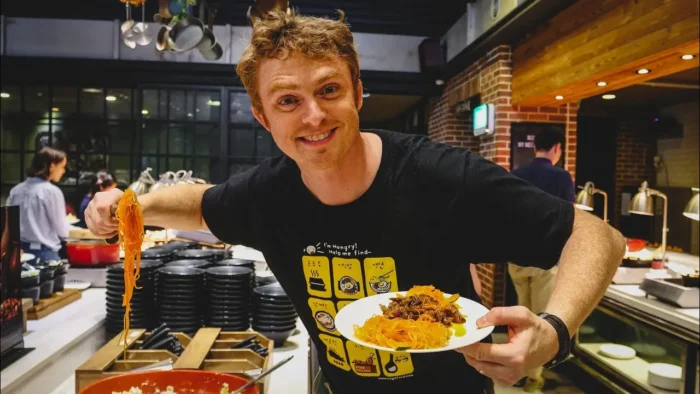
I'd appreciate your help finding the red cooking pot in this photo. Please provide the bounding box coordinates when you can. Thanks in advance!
[65,239,121,266]
[79,370,257,394]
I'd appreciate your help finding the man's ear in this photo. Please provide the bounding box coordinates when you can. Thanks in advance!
[252,105,271,132]
[355,79,364,111]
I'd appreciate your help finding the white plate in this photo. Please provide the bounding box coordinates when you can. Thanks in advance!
[599,344,636,360]
[335,291,494,353]
[64,280,91,291]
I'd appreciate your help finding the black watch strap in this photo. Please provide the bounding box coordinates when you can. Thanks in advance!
[537,312,571,369]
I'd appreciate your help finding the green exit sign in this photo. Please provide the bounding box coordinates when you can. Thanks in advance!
[472,103,495,136]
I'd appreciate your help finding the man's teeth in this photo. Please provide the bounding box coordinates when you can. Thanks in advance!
[302,130,332,142]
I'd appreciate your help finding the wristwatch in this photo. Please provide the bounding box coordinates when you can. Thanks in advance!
[537,312,571,369]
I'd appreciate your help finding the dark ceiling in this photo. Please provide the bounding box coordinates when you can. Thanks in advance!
[581,67,700,113]
[1,0,467,37]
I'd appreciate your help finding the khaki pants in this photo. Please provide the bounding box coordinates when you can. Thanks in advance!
[508,264,558,380]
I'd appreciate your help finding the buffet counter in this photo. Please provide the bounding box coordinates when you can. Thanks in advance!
[1,287,311,394]
[572,279,699,394]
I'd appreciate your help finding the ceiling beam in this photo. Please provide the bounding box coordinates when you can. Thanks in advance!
[512,0,700,106]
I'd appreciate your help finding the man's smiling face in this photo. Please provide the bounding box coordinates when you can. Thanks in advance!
[253,53,364,171]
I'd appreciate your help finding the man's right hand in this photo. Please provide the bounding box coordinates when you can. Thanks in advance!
[85,188,123,237]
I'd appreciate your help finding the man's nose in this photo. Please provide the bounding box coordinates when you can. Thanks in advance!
[301,99,326,127]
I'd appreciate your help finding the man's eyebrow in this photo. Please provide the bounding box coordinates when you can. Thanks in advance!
[267,70,341,95]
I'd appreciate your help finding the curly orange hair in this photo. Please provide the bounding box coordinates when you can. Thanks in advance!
[236,8,360,112]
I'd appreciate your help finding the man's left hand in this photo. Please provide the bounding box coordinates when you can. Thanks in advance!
[456,306,560,386]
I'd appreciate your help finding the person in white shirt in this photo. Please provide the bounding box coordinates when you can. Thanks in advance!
[7,147,68,264]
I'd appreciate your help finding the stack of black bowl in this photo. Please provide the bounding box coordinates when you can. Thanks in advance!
[216,258,255,270]
[173,249,228,264]
[166,259,213,270]
[204,266,254,331]
[105,260,163,334]
[141,247,176,264]
[252,284,298,346]
[157,266,205,335]
[141,241,198,263]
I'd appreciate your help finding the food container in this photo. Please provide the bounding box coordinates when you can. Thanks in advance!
[21,271,40,287]
[40,279,54,298]
[54,274,67,291]
[22,286,41,304]
[66,239,121,266]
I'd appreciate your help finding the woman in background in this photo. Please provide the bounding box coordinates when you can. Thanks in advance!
[7,147,68,264]
[76,170,116,228]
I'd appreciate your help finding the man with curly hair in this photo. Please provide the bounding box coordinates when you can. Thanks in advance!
[86,9,625,394]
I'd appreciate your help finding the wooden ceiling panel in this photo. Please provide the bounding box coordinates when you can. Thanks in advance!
[511,0,700,107]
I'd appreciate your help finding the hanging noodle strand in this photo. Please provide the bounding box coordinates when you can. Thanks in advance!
[114,189,144,356]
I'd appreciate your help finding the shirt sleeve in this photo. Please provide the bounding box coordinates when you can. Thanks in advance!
[562,172,576,203]
[201,168,260,247]
[458,153,575,269]
[46,186,69,239]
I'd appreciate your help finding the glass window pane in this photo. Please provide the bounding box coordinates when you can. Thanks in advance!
[168,157,184,171]
[158,157,167,174]
[229,92,253,123]
[25,87,49,116]
[81,88,105,116]
[159,90,168,119]
[168,123,186,154]
[141,89,159,119]
[186,91,195,120]
[195,124,219,156]
[1,153,21,184]
[108,121,132,154]
[1,118,23,150]
[107,155,131,186]
[0,87,21,114]
[196,91,221,121]
[51,87,77,117]
[169,90,187,121]
[107,89,132,120]
[194,158,210,181]
[141,122,164,154]
[255,128,273,159]
[25,118,52,151]
[229,125,254,158]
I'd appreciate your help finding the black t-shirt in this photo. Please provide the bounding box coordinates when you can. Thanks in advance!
[202,129,574,394]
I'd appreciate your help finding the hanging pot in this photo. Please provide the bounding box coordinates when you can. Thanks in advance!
[156,26,172,51]
[132,4,153,46]
[167,16,205,52]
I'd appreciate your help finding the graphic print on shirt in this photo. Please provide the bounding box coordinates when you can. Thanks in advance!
[364,257,399,295]
[320,334,351,371]
[308,297,338,335]
[303,243,412,379]
[378,350,415,378]
[332,258,365,299]
[346,341,381,377]
[303,255,332,298]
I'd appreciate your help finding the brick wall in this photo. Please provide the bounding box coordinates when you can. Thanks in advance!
[614,120,657,229]
[427,46,579,308]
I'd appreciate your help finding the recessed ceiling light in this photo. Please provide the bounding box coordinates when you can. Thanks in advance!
[637,68,650,75]
[0,93,9,98]
[597,81,607,87]
[207,100,221,107]
[141,109,149,115]
[555,95,564,100]
[105,95,117,102]
[681,54,695,60]
[83,88,103,94]
[602,94,616,100]
[52,107,60,112]
[435,79,445,86]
